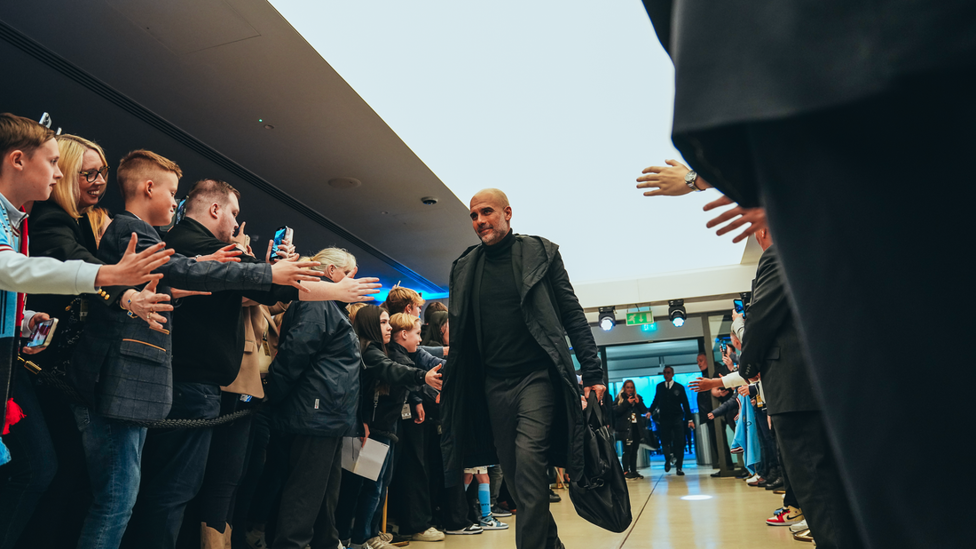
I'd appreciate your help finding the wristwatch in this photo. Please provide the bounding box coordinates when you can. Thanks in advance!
[684,170,703,192]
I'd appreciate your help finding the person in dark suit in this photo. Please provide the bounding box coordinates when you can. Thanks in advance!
[649,366,693,475]
[641,3,975,546]
[440,188,605,549]
[737,229,859,548]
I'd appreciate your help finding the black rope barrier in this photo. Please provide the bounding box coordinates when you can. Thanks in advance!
[18,357,260,429]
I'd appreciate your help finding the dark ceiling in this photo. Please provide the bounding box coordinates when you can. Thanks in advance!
[0,0,482,297]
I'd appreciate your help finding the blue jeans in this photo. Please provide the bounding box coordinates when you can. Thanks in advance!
[122,382,220,549]
[351,435,395,545]
[0,369,57,549]
[73,405,147,549]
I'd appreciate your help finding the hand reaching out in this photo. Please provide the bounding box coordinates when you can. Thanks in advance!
[637,159,710,196]
[703,195,768,243]
[94,233,174,287]
[689,377,721,393]
[272,259,324,291]
[197,244,243,263]
[425,365,443,391]
[123,279,173,331]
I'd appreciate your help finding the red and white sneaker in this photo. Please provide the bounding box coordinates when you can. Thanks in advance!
[766,505,803,526]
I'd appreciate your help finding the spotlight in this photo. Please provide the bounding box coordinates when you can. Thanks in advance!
[598,307,616,332]
[668,300,686,328]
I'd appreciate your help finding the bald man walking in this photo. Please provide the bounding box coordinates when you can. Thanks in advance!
[440,189,606,549]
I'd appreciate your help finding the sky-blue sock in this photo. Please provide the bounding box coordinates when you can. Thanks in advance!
[478,483,491,519]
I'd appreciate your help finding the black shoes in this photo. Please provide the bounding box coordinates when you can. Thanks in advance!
[710,470,723,478]
[549,489,561,503]
[664,453,674,472]
[676,468,685,476]
[764,477,785,490]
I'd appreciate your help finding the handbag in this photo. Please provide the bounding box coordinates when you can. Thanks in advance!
[568,393,633,533]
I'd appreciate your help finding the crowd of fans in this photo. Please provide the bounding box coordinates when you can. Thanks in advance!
[0,113,548,549]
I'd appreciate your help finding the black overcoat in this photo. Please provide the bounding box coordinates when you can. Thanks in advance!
[440,234,604,484]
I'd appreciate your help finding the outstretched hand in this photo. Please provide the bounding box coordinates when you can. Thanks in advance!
[197,244,243,263]
[703,196,768,243]
[126,278,173,331]
[689,377,721,393]
[95,233,173,287]
[272,259,324,291]
[637,159,697,197]
[425,365,443,391]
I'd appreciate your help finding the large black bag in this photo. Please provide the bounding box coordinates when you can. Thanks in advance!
[568,393,633,533]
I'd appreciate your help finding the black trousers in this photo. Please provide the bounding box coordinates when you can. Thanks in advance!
[656,417,685,468]
[15,381,90,549]
[196,393,253,531]
[484,369,559,549]
[746,68,975,548]
[388,417,431,535]
[773,412,860,549]
[755,408,778,478]
[271,435,343,549]
[124,382,221,549]
[621,423,640,474]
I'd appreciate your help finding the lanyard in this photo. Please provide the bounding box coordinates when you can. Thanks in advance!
[0,204,29,331]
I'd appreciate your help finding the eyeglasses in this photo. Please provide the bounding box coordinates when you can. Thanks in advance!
[78,166,110,183]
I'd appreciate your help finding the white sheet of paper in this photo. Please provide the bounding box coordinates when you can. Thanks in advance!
[341,437,389,481]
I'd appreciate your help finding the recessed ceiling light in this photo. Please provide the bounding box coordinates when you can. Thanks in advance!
[263,124,275,130]
[328,177,362,189]
[421,196,438,205]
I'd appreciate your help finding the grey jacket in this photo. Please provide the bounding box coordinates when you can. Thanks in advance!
[70,212,273,421]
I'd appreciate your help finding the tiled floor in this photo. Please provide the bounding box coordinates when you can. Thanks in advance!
[436,461,796,549]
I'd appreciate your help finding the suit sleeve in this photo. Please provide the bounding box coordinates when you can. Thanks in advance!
[738,252,791,380]
[680,387,692,422]
[641,0,673,55]
[649,386,661,415]
[265,302,325,403]
[547,251,603,387]
[29,212,129,306]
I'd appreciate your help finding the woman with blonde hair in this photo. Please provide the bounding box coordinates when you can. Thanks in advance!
[6,135,169,548]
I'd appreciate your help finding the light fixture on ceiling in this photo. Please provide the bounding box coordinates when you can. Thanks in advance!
[598,307,615,332]
[328,177,362,189]
[421,196,439,205]
[263,124,275,130]
[668,299,686,328]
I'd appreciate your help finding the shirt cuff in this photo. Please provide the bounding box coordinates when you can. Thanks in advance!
[21,310,37,338]
[74,261,102,293]
[722,372,746,388]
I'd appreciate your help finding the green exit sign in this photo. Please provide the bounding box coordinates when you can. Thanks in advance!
[626,312,655,326]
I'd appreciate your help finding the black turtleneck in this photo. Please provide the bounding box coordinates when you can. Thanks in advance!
[478,230,551,378]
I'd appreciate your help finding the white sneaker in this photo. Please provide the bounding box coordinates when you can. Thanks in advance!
[478,516,509,530]
[364,536,395,549]
[412,527,446,542]
[745,474,760,483]
[377,532,393,543]
[790,519,809,533]
[445,524,483,535]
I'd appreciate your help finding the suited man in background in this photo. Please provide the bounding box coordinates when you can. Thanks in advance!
[649,366,693,475]
[737,228,859,548]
